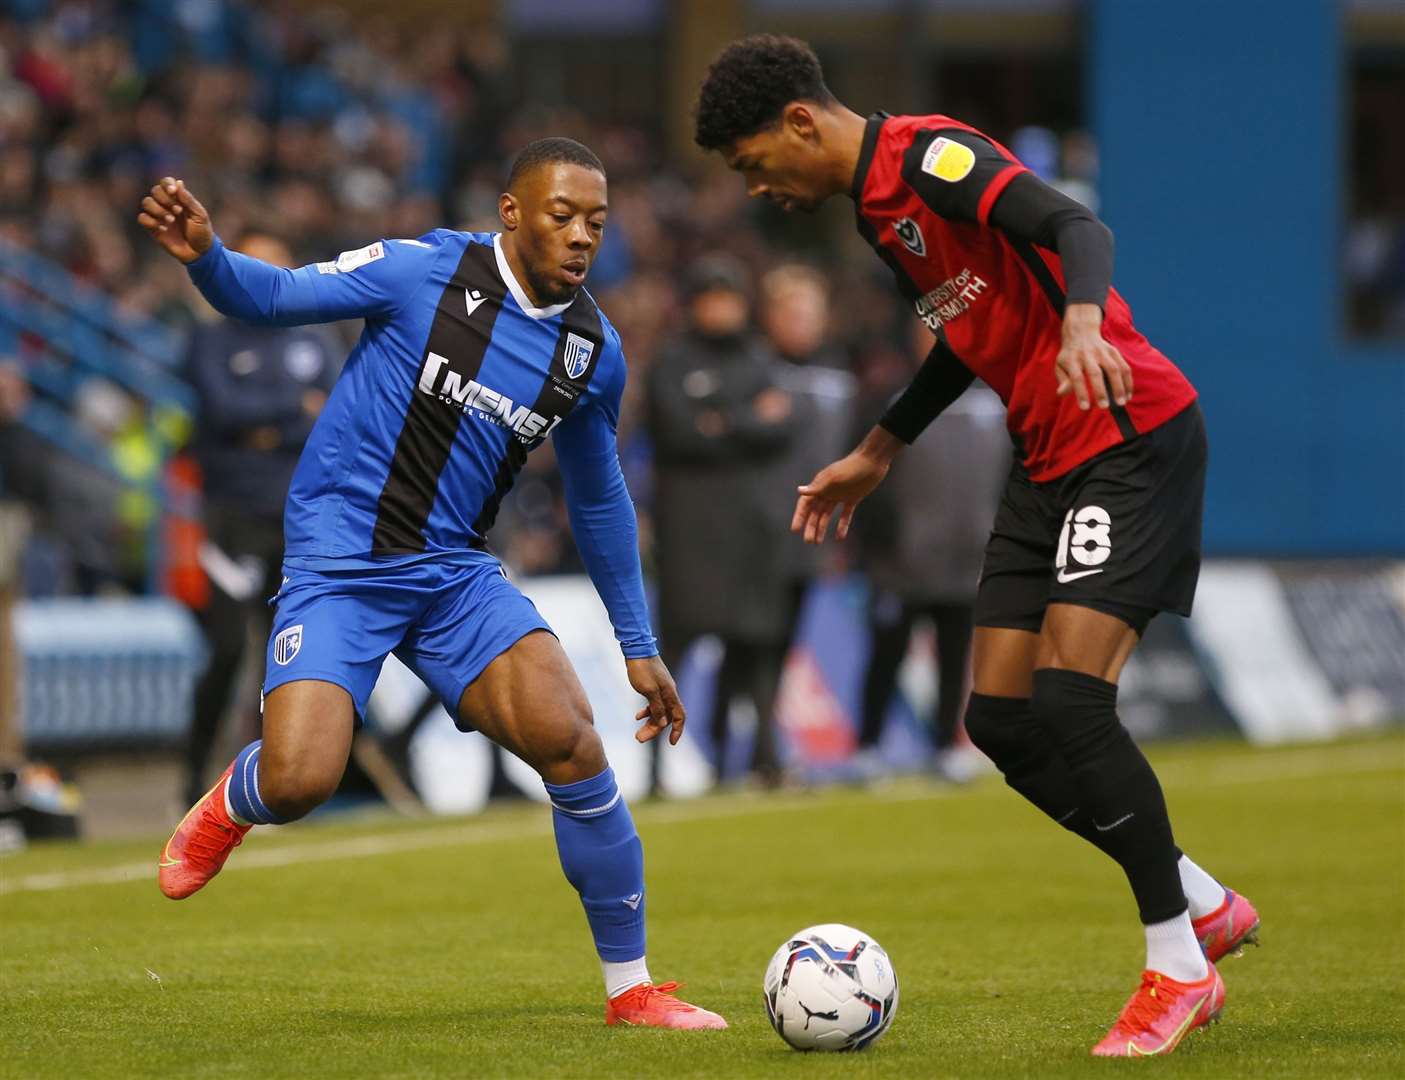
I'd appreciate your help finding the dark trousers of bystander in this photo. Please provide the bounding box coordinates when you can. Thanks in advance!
[185,506,285,806]
[858,596,974,753]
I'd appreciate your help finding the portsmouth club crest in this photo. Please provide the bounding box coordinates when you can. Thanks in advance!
[563,332,595,380]
[273,624,303,666]
[894,216,926,257]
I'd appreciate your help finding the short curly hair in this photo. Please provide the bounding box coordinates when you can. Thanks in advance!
[693,35,834,151]
[507,137,605,189]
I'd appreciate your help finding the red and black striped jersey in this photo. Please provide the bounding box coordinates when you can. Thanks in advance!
[853,112,1197,482]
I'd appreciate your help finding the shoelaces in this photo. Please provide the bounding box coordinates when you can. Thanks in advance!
[1117,973,1176,1031]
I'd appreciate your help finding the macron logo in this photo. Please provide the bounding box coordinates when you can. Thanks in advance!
[623,893,643,910]
[465,288,487,318]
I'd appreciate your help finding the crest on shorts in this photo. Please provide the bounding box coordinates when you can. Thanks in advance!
[273,624,303,666]
[563,333,595,380]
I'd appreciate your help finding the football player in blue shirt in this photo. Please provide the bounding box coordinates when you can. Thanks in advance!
[139,138,726,1030]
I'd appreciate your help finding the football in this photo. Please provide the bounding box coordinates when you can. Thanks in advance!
[763,923,899,1051]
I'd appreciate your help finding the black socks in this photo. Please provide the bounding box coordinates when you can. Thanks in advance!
[965,673,1187,925]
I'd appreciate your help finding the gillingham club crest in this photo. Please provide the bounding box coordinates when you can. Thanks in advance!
[563,332,595,379]
[273,624,303,666]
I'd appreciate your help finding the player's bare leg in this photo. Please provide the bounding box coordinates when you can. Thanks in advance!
[254,681,357,819]
[461,630,726,1030]
[459,630,605,785]
[159,680,354,899]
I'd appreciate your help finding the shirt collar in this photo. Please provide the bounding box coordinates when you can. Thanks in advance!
[493,233,573,320]
[850,111,889,203]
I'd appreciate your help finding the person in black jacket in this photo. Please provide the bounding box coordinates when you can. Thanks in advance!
[180,232,337,806]
[647,254,796,787]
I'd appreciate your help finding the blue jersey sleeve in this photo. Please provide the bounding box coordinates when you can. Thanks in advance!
[552,333,658,659]
[185,234,442,326]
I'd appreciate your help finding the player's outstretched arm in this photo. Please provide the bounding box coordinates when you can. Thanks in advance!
[139,176,428,327]
[792,425,903,545]
[554,352,683,743]
[561,437,684,744]
[794,338,974,544]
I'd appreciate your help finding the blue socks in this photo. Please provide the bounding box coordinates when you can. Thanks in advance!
[222,750,647,967]
[224,740,286,825]
[545,766,646,963]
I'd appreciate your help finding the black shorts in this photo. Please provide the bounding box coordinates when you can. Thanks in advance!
[974,402,1207,636]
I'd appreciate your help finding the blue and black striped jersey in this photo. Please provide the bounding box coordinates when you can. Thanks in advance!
[185,229,656,657]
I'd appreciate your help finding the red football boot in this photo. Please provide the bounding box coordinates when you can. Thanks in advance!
[1091,966,1225,1057]
[158,764,251,899]
[605,982,728,1030]
[1193,889,1261,963]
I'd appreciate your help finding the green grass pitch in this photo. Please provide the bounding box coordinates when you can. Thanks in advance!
[3,734,1403,1079]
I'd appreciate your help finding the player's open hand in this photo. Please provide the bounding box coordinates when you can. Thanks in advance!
[1055,302,1133,410]
[627,655,687,746]
[793,436,897,545]
[138,177,214,264]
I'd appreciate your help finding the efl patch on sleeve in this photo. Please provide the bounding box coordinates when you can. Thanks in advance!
[335,241,386,273]
[921,137,977,183]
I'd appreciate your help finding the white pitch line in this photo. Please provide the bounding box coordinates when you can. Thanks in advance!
[1,740,1399,897]
[0,785,952,897]
[1150,741,1405,789]
[0,819,554,897]
[1163,752,1404,787]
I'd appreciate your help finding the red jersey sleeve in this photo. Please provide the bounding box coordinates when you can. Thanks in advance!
[898,128,1028,227]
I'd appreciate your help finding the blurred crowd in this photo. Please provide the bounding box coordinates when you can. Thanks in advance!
[0,0,921,584]
[2,0,1121,795]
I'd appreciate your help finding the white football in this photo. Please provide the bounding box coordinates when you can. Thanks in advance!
[763,923,899,1051]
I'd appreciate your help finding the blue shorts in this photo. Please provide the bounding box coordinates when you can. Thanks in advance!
[263,551,552,720]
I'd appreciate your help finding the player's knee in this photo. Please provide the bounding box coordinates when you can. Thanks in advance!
[1029,667,1123,765]
[535,713,605,785]
[964,693,1024,759]
[964,693,1041,775]
[258,758,339,821]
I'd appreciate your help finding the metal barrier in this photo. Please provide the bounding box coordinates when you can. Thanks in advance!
[0,241,188,400]
[14,598,206,748]
[0,241,199,593]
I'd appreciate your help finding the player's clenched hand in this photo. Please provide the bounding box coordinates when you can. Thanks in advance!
[1055,302,1133,410]
[137,177,214,264]
[793,441,896,546]
[627,655,686,746]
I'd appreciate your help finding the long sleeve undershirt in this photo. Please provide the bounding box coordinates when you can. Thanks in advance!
[879,167,1115,444]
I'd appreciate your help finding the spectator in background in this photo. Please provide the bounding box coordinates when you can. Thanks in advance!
[179,231,336,807]
[758,263,855,655]
[647,255,797,788]
[759,263,848,373]
[849,323,1010,782]
[41,376,149,593]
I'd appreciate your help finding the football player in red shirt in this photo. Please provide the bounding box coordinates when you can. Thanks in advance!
[695,35,1259,1058]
